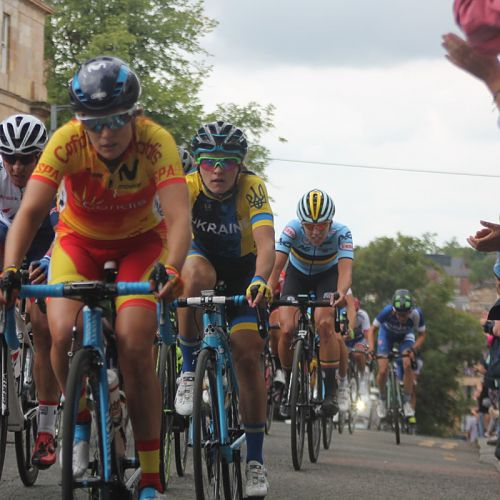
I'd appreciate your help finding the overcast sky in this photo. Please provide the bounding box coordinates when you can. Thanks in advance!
[199,0,499,248]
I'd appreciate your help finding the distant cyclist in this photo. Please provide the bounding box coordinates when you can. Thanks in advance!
[0,113,60,469]
[367,289,427,419]
[268,189,353,417]
[178,146,196,174]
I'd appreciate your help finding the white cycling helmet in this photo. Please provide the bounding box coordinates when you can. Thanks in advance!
[297,189,335,223]
[0,114,48,155]
[178,146,195,174]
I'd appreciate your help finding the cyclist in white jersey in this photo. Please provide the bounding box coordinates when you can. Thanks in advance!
[0,114,60,468]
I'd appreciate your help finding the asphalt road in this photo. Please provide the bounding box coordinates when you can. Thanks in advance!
[0,423,499,499]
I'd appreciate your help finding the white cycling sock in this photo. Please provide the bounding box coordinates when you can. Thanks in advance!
[38,401,58,436]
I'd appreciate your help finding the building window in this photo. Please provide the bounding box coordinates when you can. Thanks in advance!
[1,14,9,74]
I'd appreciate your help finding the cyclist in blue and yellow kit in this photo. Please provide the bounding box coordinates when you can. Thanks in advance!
[174,121,275,498]
[367,289,427,420]
[268,189,353,417]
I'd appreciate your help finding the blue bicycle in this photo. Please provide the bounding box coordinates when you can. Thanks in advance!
[11,277,156,499]
[175,289,266,500]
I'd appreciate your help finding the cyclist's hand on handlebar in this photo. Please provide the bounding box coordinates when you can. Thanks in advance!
[149,263,184,303]
[246,276,272,307]
[29,255,50,284]
[0,266,22,307]
[330,290,346,308]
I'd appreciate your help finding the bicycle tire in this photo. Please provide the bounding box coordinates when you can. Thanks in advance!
[263,350,275,435]
[15,340,39,486]
[290,339,306,471]
[221,371,243,500]
[192,348,224,500]
[388,369,400,445]
[174,416,189,477]
[62,348,110,500]
[347,373,359,435]
[0,338,9,481]
[307,355,321,463]
[158,343,176,490]
[321,415,334,450]
[337,410,345,434]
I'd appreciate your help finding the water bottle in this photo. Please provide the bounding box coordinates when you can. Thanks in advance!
[107,369,122,426]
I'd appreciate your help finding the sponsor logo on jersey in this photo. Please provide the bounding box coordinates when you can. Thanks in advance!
[54,133,88,164]
[192,217,241,235]
[245,184,267,209]
[137,139,162,164]
[340,242,353,250]
[283,226,296,239]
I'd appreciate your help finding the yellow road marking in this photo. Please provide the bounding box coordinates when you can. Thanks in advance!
[441,442,458,450]
[418,440,436,447]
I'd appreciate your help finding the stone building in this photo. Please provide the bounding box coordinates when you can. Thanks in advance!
[0,0,53,120]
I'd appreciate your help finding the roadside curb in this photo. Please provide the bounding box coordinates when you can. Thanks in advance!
[478,437,500,473]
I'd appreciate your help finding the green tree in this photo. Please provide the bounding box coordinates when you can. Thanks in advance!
[353,234,483,436]
[45,0,216,142]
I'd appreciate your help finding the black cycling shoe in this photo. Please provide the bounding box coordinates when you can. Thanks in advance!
[320,396,338,417]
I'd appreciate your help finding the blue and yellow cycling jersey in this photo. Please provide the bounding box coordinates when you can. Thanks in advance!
[373,305,426,338]
[276,219,353,275]
[186,170,274,259]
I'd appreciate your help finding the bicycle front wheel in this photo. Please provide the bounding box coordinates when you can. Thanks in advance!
[263,350,275,435]
[62,348,110,500]
[347,374,359,435]
[15,340,39,486]
[157,343,176,490]
[307,356,321,463]
[0,338,9,481]
[192,349,223,500]
[290,339,307,471]
[388,370,400,445]
[321,415,334,450]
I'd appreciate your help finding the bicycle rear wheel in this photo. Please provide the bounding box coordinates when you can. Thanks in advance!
[321,415,334,450]
[192,348,223,500]
[157,343,176,490]
[290,339,306,471]
[62,348,110,500]
[15,340,39,486]
[307,356,321,463]
[388,370,400,445]
[174,415,189,477]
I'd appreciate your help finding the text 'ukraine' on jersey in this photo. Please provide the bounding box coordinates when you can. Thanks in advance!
[31,116,185,240]
[186,170,274,259]
[373,305,426,338]
[276,219,353,275]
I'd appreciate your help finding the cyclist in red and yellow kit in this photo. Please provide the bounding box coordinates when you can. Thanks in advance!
[0,56,191,500]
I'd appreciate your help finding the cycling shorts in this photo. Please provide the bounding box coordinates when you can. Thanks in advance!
[49,222,167,311]
[376,325,414,357]
[281,263,338,300]
[187,243,258,334]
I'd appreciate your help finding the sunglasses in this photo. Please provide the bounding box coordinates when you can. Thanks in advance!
[198,156,242,172]
[302,221,330,231]
[1,153,38,166]
[78,109,134,132]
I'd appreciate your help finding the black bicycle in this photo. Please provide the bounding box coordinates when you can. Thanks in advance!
[274,294,331,470]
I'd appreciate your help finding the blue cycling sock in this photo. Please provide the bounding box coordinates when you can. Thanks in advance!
[178,336,200,373]
[245,423,265,464]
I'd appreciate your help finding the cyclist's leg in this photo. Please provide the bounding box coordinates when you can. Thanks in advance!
[268,306,284,384]
[400,338,415,417]
[29,301,59,468]
[375,327,392,417]
[176,250,216,415]
[314,306,339,414]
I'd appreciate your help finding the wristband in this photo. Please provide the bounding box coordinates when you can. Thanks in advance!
[165,264,181,278]
[251,275,267,284]
[3,265,18,275]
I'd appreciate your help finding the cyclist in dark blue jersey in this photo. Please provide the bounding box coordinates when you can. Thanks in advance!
[268,189,353,417]
[367,289,427,420]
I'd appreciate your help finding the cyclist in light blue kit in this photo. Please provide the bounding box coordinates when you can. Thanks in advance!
[367,289,427,419]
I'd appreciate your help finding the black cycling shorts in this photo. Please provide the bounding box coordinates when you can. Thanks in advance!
[281,263,338,300]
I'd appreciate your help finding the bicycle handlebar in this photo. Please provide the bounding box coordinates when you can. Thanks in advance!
[174,295,247,307]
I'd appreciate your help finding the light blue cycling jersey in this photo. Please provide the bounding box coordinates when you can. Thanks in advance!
[373,305,426,341]
[276,219,353,275]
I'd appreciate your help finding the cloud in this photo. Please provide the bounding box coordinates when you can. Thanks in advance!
[204,0,457,67]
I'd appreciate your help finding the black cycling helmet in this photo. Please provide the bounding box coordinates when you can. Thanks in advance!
[191,121,248,159]
[392,289,413,313]
[69,56,141,116]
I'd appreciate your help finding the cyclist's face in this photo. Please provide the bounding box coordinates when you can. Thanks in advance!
[84,120,133,160]
[302,221,331,246]
[197,152,241,195]
[395,311,410,323]
[1,153,38,188]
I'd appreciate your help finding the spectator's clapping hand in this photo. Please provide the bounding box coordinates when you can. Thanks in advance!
[467,220,500,252]
[442,33,500,86]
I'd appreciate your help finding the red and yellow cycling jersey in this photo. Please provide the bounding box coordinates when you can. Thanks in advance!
[32,116,185,240]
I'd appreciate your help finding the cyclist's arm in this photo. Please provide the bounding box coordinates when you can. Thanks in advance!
[253,225,275,283]
[157,181,191,273]
[3,179,56,270]
[268,250,288,293]
[335,257,352,304]
[345,292,356,334]
[367,323,379,353]
[412,329,427,352]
